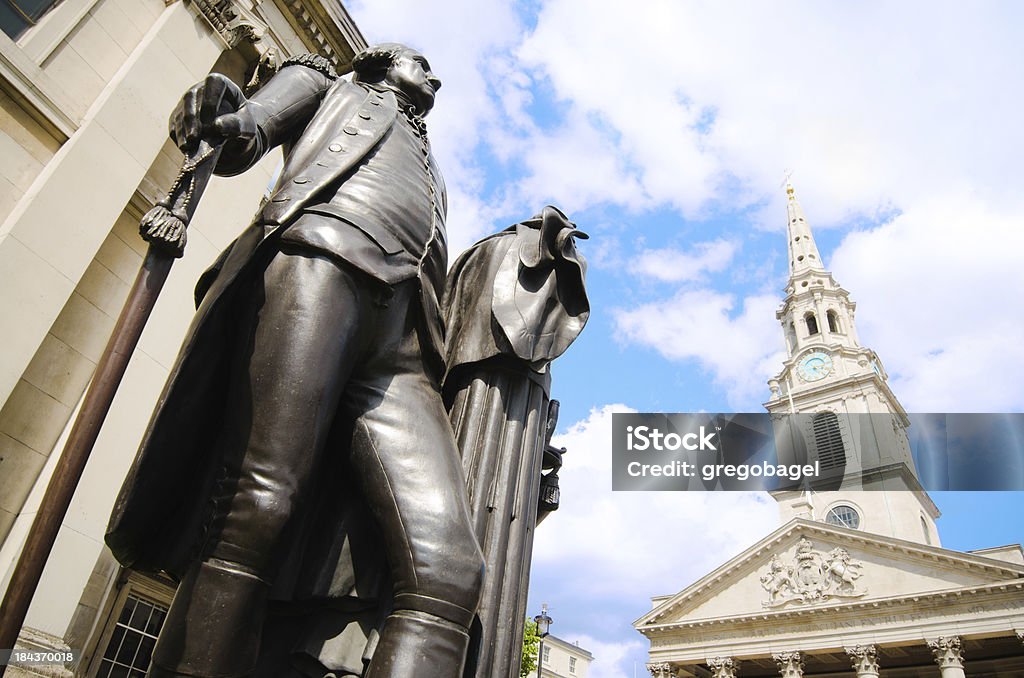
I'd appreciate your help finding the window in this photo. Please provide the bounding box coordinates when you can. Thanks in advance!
[569,656,577,674]
[825,504,860,529]
[812,412,846,469]
[805,313,819,335]
[95,594,167,677]
[543,646,550,664]
[1,0,63,40]
[826,310,840,333]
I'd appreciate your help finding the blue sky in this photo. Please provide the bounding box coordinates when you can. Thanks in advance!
[347,1,1024,675]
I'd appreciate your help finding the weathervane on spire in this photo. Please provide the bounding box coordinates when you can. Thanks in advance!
[782,169,796,200]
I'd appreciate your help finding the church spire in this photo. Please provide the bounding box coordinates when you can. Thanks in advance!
[785,183,825,275]
[765,181,940,547]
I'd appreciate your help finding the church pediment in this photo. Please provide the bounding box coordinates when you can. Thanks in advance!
[635,519,1024,629]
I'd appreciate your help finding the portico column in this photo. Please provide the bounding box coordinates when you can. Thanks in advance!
[646,662,674,678]
[773,651,804,677]
[928,636,965,678]
[707,656,740,678]
[844,645,880,677]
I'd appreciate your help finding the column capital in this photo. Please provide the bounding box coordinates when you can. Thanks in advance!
[927,636,964,669]
[707,656,740,678]
[646,662,674,678]
[844,644,879,676]
[772,651,804,677]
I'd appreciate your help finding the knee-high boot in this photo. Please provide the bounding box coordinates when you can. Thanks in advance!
[147,558,269,678]
[364,610,472,678]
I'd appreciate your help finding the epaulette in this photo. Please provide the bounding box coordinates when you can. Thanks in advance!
[280,53,338,79]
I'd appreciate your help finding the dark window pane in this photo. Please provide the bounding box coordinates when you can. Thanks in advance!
[0,0,61,41]
[115,630,141,666]
[108,663,130,678]
[117,598,137,625]
[98,659,114,677]
[135,636,156,669]
[103,626,126,660]
[129,601,153,631]
[145,606,166,636]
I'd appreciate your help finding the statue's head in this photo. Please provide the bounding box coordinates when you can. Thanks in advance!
[353,42,442,116]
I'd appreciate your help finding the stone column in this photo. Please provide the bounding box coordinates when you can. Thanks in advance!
[813,293,829,341]
[928,636,966,678]
[646,662,674,678]
[773,651,804,677]
[844,644,880,677]
[707,656,740,677]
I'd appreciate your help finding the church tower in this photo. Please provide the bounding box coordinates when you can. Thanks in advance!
[764,183,940,546]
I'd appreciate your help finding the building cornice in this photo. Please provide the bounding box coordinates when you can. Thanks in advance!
[271,0,367,72]
[638,578,1024,636]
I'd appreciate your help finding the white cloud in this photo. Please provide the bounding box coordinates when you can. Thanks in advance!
[630,239,738,283]
[560,634,645,678]
[515,0,1024,224]
[829,191,1024,411]
[613,292,785,408]
[533,405,776,601]
[496,107,649,215]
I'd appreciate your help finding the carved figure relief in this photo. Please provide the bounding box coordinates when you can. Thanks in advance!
[760,537,867,607]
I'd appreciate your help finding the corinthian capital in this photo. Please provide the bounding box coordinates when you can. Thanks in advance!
[646,662,674,678]
[773,651,804,677]
[707,656,740,677]
[844,644,879,676]
[927,636,964,669]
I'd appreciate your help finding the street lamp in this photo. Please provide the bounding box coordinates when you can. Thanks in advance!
[534,603,552,677]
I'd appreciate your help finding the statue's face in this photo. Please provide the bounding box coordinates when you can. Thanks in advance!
[384,48,442,116]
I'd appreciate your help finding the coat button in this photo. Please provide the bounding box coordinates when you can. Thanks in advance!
[343,126,358,135]
[328,143,343,152]
[294,177,309,184]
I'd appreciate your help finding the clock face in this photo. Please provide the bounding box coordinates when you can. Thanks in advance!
[797,351,833,382]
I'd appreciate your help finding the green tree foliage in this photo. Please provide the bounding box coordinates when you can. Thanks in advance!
[521,618,540,677]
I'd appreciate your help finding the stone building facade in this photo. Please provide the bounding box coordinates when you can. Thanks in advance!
[527,633,594,678]
[634,185,1024,677]
[0,1,365,675]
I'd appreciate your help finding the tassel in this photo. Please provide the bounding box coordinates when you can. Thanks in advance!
[139,141,220,258]
[140,204,188,258]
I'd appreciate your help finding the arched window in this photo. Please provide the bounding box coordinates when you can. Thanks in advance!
[812,412,846,469]
[805,313,819,335]
[826,310,840,333]
[825,504,860,529]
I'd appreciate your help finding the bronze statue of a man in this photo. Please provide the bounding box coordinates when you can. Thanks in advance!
[106,43,484,678]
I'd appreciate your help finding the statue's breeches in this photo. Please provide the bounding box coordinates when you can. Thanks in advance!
[214,245,482,606]
[153,246,483,677]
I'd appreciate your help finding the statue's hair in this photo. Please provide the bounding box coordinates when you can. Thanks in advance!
[352,43,411,82]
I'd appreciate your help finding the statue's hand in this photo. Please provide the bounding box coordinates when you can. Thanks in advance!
[169,73,255,155]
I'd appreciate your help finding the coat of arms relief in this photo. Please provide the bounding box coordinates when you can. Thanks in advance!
[760,537,867,608]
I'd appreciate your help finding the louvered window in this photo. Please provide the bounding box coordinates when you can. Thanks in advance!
[812,412,846,469]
